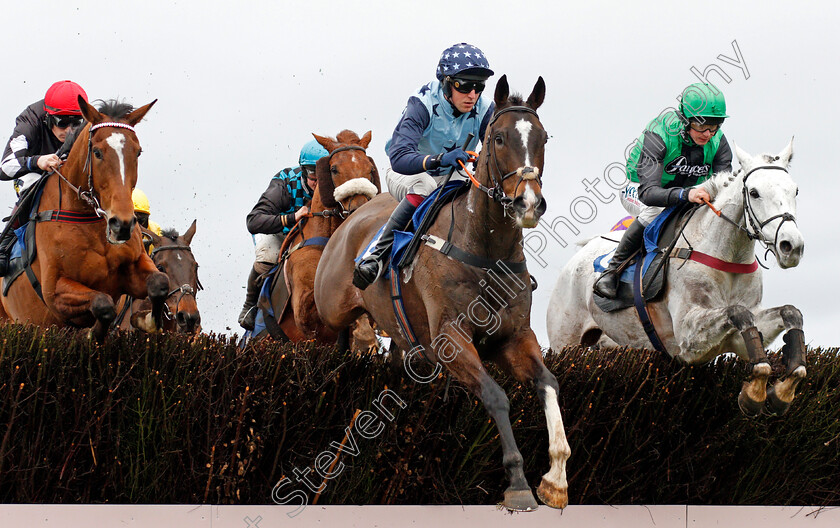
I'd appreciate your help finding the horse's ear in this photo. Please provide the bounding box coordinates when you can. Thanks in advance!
[125,99,157,126]
[733,142,752,169]
[359,131,372,149]
[313,133,337,153]
[316,157,338,207]
[777,137,794,166]
[526,76,546,111]
[494,74,509,108]
[367,157,381,192]
[183,219,197,246]
[79,96,104,124]
[141,226,161,249]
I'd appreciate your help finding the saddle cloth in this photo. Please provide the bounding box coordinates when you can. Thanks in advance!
[593,203,693,313]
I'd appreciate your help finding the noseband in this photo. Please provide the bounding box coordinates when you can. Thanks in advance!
[320,144,375,219]
[150,244,203,324]
[478,106,544,207]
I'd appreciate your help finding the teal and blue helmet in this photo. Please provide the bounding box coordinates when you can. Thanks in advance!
[299,140,329,167]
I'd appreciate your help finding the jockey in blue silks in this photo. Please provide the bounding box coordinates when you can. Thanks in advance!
[353,42,496,289]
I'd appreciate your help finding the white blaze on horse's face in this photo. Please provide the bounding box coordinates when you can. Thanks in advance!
[515,119,532,166]
[105,132,127,185]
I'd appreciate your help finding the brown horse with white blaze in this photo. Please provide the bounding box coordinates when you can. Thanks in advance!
[276,130,380,345]
[0,97,169,340]
[315,77,570,511]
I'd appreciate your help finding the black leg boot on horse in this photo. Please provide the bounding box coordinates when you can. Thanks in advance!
[352,197,417,290]
[593,219,646,299]
[238,264,266,331]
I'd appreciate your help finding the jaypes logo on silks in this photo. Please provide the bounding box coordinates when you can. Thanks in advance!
[664,156,710,178]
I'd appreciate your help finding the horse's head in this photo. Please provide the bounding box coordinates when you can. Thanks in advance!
[312,130,380,216]
[734,139,803,268]
[145,221,202,333]
[76,96,157,244]
[481,75,547,228]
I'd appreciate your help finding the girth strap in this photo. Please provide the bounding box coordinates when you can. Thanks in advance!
[34,209,104,224]
[633,254,668,354]
[421,234,528,274]
[671,248,758,274]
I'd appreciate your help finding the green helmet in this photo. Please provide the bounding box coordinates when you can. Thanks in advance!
[679,83,729,123]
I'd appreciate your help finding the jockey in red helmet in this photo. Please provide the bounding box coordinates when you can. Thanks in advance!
[0,80,88,276]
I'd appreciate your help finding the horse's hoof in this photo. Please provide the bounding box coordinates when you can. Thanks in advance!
[502,488,538,512]
[536,478,568,509]
[737,389,765,418]
[764,385,791,416]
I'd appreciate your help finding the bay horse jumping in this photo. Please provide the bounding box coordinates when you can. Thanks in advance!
[547,140,806,416]
[0,97,169,341]
[116,221,202,334]
[315,77,570,511]
[256,130,380,349]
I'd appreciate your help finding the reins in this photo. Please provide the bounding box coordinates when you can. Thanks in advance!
[51,121,137,218]
[457,105,543,208]
[700,165,796,262]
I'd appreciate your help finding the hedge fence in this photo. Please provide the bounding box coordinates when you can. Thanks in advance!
[0,324,837,505]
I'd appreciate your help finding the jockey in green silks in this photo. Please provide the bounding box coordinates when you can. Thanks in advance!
[594,83,734,299]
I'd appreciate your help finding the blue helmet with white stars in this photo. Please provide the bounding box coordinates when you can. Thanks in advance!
[435,43,493,82]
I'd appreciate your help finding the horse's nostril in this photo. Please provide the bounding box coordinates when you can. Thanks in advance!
[176,312,187,325]
[780,240,793,254]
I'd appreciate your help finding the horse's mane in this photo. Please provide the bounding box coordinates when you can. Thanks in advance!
[95,99,135,119]
[160,228,180,241]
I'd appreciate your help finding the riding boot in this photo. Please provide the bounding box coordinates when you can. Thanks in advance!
[353,197,418,290]
[0,231,17,277]
[238,266,263,331]
[593,219,646,299]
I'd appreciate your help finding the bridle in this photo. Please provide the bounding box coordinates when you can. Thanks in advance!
[706,164,796,256]
[469,106,545,209]
[149,243,203,325]
[53,122,136,218]
[316,144,376,219]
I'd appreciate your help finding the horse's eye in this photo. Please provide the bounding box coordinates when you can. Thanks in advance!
[137,149,142,158]
[93,148,103,160]
[330,166,338,175]
[795,187,799,196]
[749,189,760,199]
[156,265,165,272]
[494,133,504,146]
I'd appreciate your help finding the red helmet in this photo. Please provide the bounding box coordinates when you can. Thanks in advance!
[44,80,88,116]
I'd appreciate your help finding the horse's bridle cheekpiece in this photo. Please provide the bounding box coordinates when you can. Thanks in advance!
[740,165,797,254]
[483,106,544,207]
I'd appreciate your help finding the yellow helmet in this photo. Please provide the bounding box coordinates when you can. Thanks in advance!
[132,188,151,215]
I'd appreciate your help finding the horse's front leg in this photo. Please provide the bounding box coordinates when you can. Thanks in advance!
[755,304,807,415]
[53,277,116,342]
[496,330,570,509]
[675,304,770,417]
[124,255,169,333]
[438,332,537,511]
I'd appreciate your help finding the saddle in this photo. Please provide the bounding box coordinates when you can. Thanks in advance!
[593,202,697,313]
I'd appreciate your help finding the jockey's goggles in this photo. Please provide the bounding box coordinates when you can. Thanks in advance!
[451,78,486,94]
[689,122,721,135]
[51,114,83,129]
[303,165,317,177]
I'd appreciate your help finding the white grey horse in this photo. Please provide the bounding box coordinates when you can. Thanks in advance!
[547,140,806,416]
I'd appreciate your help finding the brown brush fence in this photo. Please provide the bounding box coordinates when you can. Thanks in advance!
[0,324,838,505]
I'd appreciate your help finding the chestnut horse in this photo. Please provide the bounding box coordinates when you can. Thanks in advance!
[263,130,380,347]
[315,77,570,511]
[116,221,202,334]
[0,98,168,341]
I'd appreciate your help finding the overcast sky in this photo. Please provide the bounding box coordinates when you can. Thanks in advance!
[2,0,837,348]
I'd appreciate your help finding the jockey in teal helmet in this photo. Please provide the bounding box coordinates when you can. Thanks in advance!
[594,83,733,299]
[238,139,329,330]
[353,43,495,290]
